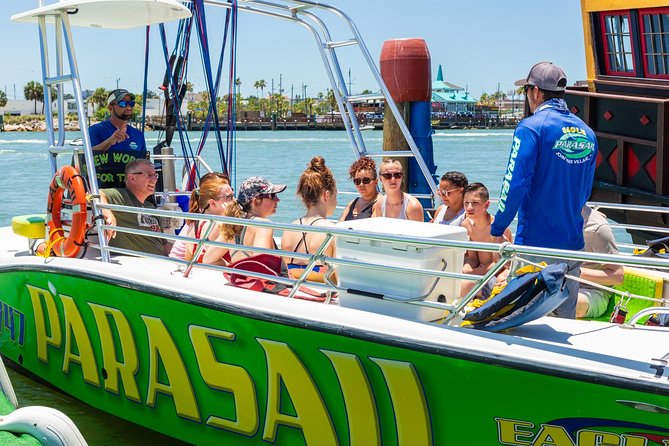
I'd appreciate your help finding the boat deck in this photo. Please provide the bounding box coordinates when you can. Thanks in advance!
[2,225,668,395]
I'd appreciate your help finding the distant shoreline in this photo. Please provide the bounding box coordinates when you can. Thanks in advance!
[0,118,516,132]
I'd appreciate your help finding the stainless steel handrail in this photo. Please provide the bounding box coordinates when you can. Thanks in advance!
[98,203,669,270]
[88,202,669,325]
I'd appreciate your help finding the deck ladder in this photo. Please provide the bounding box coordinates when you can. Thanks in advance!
[27,9,111,261]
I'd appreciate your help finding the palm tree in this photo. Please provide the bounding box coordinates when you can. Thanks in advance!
[24,81,42,114]
[89,87,109,112]
[253,80,266,115]
[303,97,314,116]
[235,78,241,97]
[0,90,7,108]
[38,86,59,114]
[253,79,266,98]
[254,79,266,98]
[326,88,338,112]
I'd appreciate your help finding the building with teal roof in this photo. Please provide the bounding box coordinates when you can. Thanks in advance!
[431,64,477,114]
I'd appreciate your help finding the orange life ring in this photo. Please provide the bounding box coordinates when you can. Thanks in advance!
[46,165,88,257]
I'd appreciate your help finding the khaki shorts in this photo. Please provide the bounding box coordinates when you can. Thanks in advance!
[580,287,612,318]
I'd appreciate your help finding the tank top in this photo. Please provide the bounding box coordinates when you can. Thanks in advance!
[233,216,279,259]
[432,206,465,226]
[194,221,231,263]
[343,197,376,221]
[380,193,409,220]
[288,217,326,265]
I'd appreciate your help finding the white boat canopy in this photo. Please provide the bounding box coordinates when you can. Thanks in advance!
[11,0,191,29]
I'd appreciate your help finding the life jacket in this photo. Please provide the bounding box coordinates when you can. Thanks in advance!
[461,263,569,332]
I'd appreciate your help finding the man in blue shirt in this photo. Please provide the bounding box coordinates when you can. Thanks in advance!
[87,88,147,188]
[490,62,598,318]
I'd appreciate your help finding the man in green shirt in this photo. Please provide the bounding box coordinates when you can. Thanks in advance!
[100,159,169,256]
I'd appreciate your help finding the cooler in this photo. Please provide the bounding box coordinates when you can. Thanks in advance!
[335,217,468,322]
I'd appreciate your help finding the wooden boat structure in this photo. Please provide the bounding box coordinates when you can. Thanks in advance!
[1,0,669,444]
[565,0,669,243]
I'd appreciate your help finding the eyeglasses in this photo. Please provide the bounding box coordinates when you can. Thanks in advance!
[115,100,136,108]
[130,171,159,179]
[353,177,374,185]
[380,172,403,180]
[439,187,461,197]
[523,85,535,93]
[257,193,278,200]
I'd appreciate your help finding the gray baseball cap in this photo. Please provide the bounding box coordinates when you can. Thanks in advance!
[237,176,286,206]
[515,62,567,92]
[106,88,136,105]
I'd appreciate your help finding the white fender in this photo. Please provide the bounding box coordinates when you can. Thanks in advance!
[0,357,18,409]
[0,406,87,446]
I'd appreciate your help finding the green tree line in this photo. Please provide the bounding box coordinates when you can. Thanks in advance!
[6,79,345,120]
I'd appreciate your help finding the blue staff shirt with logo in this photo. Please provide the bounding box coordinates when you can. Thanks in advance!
[88,120,147,188]
[490,98,597,250]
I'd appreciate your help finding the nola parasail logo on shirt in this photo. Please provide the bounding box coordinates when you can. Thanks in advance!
[552,126,595,163]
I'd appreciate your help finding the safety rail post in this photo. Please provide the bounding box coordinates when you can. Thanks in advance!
[183,223,216,278]
[59,11,111,262]
[38,15,57,176]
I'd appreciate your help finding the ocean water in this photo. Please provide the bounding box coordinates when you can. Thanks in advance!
[0,129,514,226]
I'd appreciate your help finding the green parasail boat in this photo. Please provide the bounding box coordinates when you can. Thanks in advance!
[2,1,669,445]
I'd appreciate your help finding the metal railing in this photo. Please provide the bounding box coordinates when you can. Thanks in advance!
[88,202,669,325]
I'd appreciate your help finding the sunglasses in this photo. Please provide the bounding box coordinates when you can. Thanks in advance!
[353,177,374,185]
[439,187,461,197]
[115,100,136,108]
[257,193,278,200]
[523,85,535,93]
[380,172,403,180]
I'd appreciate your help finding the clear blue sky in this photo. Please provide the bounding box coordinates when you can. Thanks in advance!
[0,1,585,100]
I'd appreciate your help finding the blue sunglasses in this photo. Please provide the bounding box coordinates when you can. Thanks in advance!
[115,100,135,108]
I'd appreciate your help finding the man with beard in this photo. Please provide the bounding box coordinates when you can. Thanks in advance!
[87,89,148,188]
[99,159,169,256]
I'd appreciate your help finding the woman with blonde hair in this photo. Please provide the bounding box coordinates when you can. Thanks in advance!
[281,156,337,282]
[169,171,231,260]
[371,159,424,221]
[183,175,235,264]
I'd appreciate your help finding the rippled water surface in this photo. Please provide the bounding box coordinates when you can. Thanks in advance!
[0,129,515,226]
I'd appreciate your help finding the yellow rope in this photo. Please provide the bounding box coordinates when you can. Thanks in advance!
[37,227,65,258]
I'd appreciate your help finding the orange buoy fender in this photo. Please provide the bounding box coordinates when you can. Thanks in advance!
[46,165,87,257]
[380,38,431,103]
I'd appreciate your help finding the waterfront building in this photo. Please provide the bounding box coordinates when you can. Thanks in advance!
[430,65,477,115]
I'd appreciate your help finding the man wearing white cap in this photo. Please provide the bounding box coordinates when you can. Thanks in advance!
[490,62,598,318]
[87,88,148,188]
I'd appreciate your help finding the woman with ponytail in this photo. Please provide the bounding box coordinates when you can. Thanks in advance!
[281,156,338,283]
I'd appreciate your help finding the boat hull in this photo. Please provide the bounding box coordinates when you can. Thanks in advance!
[0,265,668,445]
